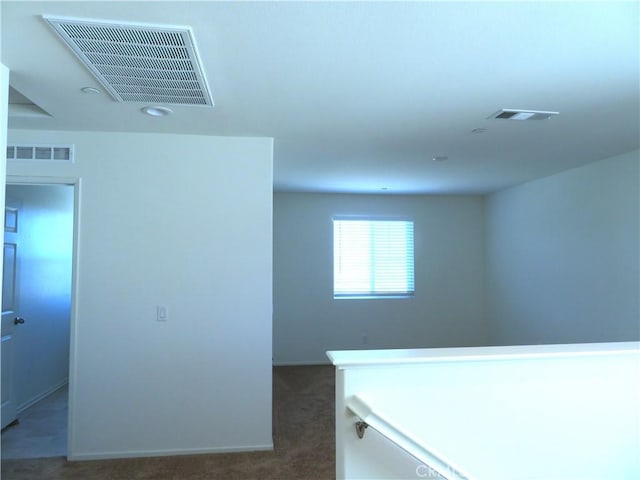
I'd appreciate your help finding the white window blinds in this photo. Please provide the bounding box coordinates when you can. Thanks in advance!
[333,218,415,298]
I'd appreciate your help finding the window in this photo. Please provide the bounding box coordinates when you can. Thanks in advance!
[333,217,415,299]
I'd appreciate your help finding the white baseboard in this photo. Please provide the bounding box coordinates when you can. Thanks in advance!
[67,443,274,461]
[17,378,68,413]
[272,360,332,366]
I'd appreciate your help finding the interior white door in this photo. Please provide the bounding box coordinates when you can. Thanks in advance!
[1,206,21,429]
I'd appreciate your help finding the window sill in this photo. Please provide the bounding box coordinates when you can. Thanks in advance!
[334,295,414,300]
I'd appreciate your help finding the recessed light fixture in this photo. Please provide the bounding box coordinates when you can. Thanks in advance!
[141,106,173,117]
[432,156,449,162]
[81,86,101,94]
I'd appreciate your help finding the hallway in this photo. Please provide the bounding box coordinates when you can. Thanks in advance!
[1,385,68,459]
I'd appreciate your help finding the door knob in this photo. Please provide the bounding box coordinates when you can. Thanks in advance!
[13,317,25,325]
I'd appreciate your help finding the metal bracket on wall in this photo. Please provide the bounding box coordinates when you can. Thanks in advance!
[355,420,369,439]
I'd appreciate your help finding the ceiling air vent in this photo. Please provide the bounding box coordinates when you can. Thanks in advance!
[43,16,213,107]
[7,145,74,163]
[489,109,559,121]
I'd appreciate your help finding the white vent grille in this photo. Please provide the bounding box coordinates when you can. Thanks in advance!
[489,109,559,121]
[43,16,213,106]
[7,145,74,163]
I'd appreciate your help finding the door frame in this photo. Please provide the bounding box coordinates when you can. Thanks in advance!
[5,175,80,460]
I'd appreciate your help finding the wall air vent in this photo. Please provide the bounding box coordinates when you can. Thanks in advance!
[43,15,213,107]
[6,145,74,163]
[489,109,559,121]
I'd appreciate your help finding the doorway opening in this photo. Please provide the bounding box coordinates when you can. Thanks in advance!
[1,181,76,459]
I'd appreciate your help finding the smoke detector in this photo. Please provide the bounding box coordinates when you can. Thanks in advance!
[489,109,559,121]
[43,16,213,107]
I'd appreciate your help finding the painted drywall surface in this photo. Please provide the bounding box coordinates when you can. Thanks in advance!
[6,184,73,411]
[332,344,640,479]
[0,64,8,427]
[273,193,487,365]
[486,150,640,345]
[0,66,7,256]
[7,130,273,459]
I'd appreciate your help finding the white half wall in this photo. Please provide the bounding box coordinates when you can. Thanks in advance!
[7,129,273,459]
[486,149,640,345]
[273,193,486,365]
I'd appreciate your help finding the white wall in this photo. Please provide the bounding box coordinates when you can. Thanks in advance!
[6,184,73,411]
[486,150,640,345]
[7,129,273,459]
[273,193,486,365]
[0,64,9,428]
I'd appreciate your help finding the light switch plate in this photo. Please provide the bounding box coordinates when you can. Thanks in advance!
[157,305,168,322]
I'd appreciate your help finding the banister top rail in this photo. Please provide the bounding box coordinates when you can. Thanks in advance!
[327,341,639,368]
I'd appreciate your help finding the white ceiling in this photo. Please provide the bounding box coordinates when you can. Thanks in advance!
[2,1,638,194]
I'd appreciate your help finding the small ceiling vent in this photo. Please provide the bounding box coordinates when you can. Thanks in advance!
[43,16,213,107]
[7,145,74,163]
[489,109,559,121]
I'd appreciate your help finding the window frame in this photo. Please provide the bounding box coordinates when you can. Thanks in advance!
[332,216,415,300]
